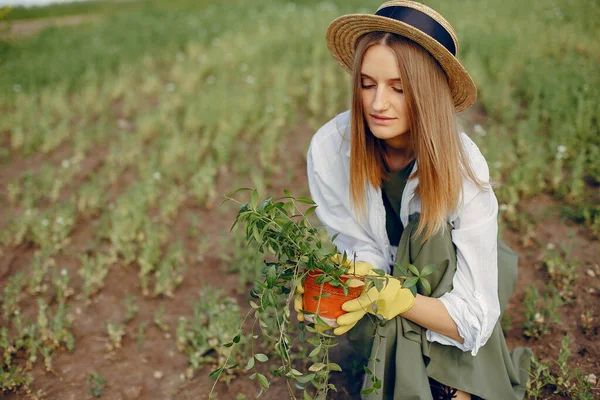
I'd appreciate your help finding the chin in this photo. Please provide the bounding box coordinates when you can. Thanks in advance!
[369,127,396,140]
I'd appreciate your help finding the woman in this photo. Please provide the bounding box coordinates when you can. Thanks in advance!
[299,1,532,399]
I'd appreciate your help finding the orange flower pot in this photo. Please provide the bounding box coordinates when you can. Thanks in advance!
[302,270,364,327]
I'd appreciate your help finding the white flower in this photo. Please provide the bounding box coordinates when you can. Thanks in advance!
[166,82,176,92]
[557,145,567,153]
[206,75,216,85]
[265,105,274,113]
[546,242,556,250]
[240,63,248,72]
[499,204,509,211]
[61,159,70,168]
[153,172,162,180]
[176,52,185,61]
[25,209,32,216]
[585,374,597,385]
[534,312,544,324]
[42,219,49,227]
[245,76,256,85]
[13,84,21,92]
[61,268,68,277]
[56,216,64,225]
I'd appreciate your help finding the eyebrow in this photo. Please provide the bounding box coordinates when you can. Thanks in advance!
[360,73,402,83]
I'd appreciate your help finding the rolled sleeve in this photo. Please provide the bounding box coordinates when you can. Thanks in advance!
[426,167,501,356]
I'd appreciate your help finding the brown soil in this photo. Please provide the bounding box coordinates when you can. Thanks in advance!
[0,15,101,39]
[1,119,599,400]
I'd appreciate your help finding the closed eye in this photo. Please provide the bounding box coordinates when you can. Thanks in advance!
[393,88,404,93]
[361,84,375,89]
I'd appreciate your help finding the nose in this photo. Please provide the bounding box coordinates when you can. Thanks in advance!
[372,86,389,112]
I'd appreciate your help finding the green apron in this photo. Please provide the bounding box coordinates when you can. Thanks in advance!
[346,168,532,399]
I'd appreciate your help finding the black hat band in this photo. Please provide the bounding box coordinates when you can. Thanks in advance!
[375,6,456,56]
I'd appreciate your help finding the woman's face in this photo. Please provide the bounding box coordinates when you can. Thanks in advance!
[360,44,410,149]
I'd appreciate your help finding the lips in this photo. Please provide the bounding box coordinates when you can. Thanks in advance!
[371,114,395,120]
[370,114,396,125]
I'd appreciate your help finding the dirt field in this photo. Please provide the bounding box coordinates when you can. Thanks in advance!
[1,112,598,400]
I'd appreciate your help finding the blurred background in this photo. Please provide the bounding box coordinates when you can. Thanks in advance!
[0,0,598,398]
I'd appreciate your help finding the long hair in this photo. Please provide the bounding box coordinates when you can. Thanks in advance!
[349,32,483,240]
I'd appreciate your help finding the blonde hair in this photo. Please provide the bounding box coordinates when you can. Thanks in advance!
[349,32,483,240]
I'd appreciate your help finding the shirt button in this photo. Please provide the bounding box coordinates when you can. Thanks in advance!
[474,291,483,300]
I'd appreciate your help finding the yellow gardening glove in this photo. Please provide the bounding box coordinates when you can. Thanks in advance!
[293,279,305,322]
[333,275,415,335]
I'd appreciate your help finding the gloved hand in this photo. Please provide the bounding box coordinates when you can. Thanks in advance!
[333,275,415,335]
[293,254,378,323]
[293,279,305,322]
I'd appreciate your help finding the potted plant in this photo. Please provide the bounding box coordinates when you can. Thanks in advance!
[209,189,434,399]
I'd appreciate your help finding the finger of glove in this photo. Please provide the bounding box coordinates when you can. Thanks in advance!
[333,320,359,336]
[336,309,366,326]
[293,291,304,322]
[340,288,378,312]
[293,293,303,312]
[330,254,351,268]
[346,278,365,288]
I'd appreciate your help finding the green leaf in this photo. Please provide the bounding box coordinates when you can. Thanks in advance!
[208,366,223,379]
[361,388,375,395]
[420,264,436,277]
[420,278,432,295]
[407,264,420,276]
[284,189,292,197]
[232,334,241,343]
[305,205,318,216]
[309,344,321,357]
[257,373,269,389]
[250,189,259,209]
[266,265,277,288]
[328,362,342,372]
[244,357,255,371]
[403,276,419,288]
[296,373,316,383]
[394,264,409,277]
[254,353,268,362]
[296,196,316,205]
[303,391,314,400]
[290,368,303,376]
[223,342,234,348]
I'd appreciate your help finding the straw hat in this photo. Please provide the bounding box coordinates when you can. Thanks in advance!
[326,0,477,112]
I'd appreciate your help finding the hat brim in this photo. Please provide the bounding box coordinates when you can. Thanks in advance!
[326,13,477,112]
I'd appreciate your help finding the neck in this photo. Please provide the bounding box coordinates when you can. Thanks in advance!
[383,139,414,172]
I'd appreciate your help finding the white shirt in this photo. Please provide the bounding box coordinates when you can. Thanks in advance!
[306,110,500,356]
